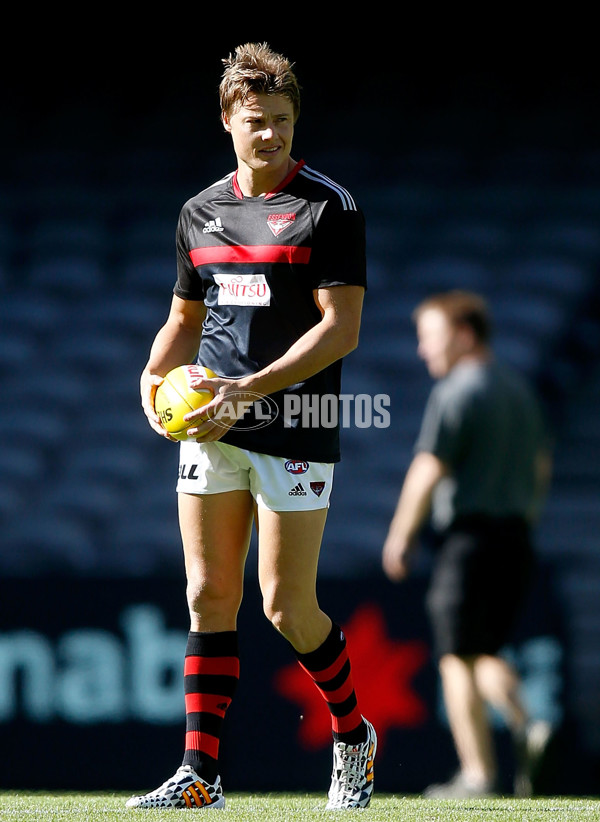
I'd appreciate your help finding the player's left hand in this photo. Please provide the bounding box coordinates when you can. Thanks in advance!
[182,376,259,441]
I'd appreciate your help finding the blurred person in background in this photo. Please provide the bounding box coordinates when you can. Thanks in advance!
[382,290,553,797]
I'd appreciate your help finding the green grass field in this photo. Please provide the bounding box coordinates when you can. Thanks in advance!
[1,793,600,821]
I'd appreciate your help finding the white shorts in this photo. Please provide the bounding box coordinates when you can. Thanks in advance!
[176,440,334,511]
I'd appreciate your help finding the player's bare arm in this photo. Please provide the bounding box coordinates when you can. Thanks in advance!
[382,452,447,581]
[238,284,363,395]
[140,296,206,436]
[184,285,364,440]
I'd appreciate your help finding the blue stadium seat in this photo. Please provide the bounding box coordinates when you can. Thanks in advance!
[110,514,183,575]
[62,442,152,487]
[431,217,512,258]
[120,216,177,258]
[29,217,109,260]
[1,514,97,575]
[402,254,494,294]
[491,294,566,341]
[524,220,600,260]
[493,335,543,375]
[0,408,68,451]
[51,329,138,372]
[0,330,40,374]
[498,256,593,302]
[3,367,89,411]
[453,184,542,221]
[367,183,447,221]
[549,186,600,220]
[0,292,64,338]
[79,293,166,337]
[27,254,106,296]
[0,484,25,520]
[12,147,94,186]
[23,181,109,224]
[120,255,176,296]
[43,477,125,523]
[397,147,469,184]
[79,407,158,446]
[0,444,48,486]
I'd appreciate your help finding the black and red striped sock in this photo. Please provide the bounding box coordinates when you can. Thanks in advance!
[182,630,239,783]
[294,622,367,744]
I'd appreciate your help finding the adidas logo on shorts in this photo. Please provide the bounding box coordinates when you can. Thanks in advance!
[288,482,307,496]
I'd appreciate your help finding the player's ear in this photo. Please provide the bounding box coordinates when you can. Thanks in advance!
[221,112,232,133]
[457,323,477,352]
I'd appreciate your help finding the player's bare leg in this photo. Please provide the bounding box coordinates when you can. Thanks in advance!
[256,506,376,809]
[256,506,331,651]
[474,654,527,730]
[126,490,253,809]
[180,489,254,631]
[475,654,552,795]
[425,653,497,797]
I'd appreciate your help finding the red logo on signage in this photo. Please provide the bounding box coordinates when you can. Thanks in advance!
[273,603,428,752]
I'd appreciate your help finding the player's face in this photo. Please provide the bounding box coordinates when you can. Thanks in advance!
[416,308,467,378]
[223,93,295,185]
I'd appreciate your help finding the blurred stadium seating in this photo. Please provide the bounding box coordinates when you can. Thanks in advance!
[2,138,599,579]
[1,79,600,790]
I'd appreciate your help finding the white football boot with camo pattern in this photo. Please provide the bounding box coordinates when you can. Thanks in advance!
[326,718,377,809]
[126,765,225,809]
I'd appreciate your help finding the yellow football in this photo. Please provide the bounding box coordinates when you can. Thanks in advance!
[154,364,217,440]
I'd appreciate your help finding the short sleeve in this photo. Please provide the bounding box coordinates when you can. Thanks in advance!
[415,384,468,467]
[173,205,206,301]
[310,200,367,290]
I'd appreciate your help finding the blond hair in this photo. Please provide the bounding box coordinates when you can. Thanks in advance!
[219,42,301,121]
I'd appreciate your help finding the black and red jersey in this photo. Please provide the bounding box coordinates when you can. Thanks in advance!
[173,160,367,462]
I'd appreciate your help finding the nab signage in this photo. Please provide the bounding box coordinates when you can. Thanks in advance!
[0,605,186,724]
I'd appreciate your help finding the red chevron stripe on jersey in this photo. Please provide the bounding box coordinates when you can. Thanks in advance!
[189,245,311,266]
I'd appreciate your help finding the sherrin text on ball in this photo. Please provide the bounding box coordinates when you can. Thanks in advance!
[154,364,217,440]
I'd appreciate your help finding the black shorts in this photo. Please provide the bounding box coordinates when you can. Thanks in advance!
[426,514,535,658]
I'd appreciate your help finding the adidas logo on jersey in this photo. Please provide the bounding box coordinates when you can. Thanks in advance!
[288,482,307,496]
[203,217,224,233]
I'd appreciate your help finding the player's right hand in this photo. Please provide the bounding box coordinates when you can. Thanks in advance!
[140,370,174,439]
[382,536,414,582]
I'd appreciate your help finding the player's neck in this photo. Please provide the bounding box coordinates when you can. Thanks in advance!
[236,158,297,198]
[456,349,492,368]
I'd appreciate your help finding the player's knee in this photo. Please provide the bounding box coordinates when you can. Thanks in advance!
[262,595,299,639]
[186,577,241,618]
[262,592,283,629]
[439,652,478,676]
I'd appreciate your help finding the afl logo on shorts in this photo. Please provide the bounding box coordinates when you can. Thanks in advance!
[285,459,309,475]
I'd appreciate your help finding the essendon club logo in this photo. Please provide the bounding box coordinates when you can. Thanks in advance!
[267,212,296,237]
[310,482,325,497]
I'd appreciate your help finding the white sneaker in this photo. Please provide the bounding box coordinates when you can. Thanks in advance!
[423,770,497,798]
[125,765,225,809]
[514,719,554,796]
[326,718,377,809]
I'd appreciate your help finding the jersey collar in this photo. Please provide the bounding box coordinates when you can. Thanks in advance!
[232,159,306,200]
